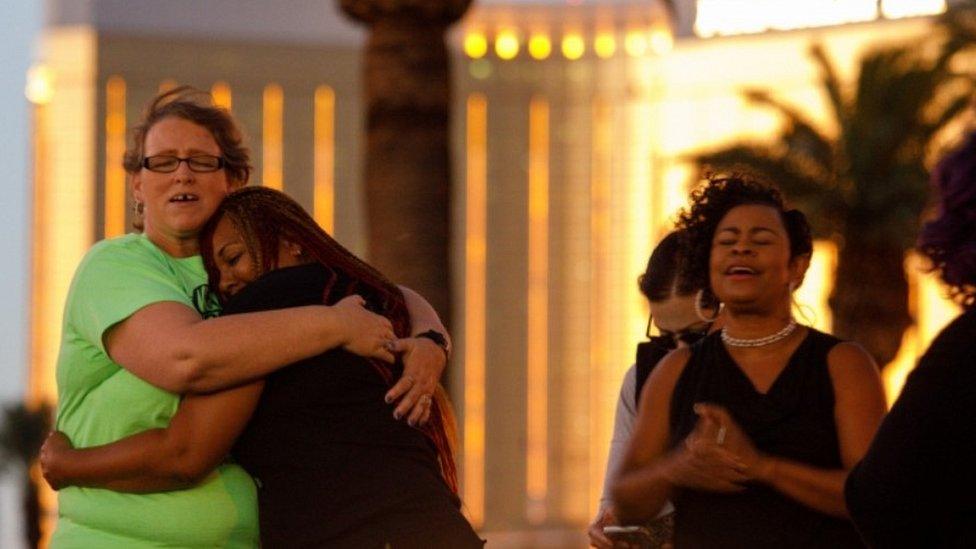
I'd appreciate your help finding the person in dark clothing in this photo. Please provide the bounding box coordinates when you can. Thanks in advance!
[844,130,976,548]
[39,186,482,548]
[612,171,887,548]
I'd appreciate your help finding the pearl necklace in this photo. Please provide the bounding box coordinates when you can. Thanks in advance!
[721,319,798,348]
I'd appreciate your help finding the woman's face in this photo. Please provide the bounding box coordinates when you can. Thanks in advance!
[210,216,304,298]
[649,293,711,347]
[708,204,805,312]
[132,117,239,256]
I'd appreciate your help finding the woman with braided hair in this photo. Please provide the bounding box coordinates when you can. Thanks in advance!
[41,87,450,548]
[42,186,482,548]
[612,171,886,547]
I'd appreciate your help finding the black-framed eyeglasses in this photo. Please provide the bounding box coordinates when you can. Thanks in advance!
[142,155,225,173]
[645,314,710,350]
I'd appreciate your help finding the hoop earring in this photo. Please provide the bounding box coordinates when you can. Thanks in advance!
[695,289,721,323]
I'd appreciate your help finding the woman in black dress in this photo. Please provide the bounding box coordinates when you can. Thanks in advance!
[612,172,887,548]
[41,186,482,548]
[844,130,976,547]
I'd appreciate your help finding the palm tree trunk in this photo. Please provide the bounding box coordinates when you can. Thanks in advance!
[24,476,40,549]
[363,17,453,323]
[829,241,912,368]
[339,1,472,326]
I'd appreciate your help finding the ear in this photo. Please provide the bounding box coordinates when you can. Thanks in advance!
[789,253,812,291]
[283,239,303,258]
[131,173,144,204]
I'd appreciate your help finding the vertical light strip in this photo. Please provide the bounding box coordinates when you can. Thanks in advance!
[211,81,232,110]
[29,102,49,409]
[526,96,549,523]
[314,85,336,233]
[464,93,488,528]
[589,97,612,518]
[262,83,284,190]
[104,76,126,237]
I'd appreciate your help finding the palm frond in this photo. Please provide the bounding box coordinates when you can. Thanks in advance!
[809,44,848,137]
[742,89,836,172]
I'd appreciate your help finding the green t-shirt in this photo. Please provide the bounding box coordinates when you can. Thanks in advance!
[51,233,259,549]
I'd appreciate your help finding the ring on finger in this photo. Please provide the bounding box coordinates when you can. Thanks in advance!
[419,393,432,405]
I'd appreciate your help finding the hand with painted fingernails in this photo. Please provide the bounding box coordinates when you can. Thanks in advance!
[385,337,447,426]
[332,294,396,363]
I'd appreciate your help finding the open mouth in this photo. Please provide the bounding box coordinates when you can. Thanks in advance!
[169,193,199,203]
[725,265,758,276]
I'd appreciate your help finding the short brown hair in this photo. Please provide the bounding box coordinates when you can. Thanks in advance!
[123,86,251,185]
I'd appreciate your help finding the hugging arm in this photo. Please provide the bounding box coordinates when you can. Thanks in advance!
[42,382,263,493]
[108,295,394,394]
[386,286,453,423]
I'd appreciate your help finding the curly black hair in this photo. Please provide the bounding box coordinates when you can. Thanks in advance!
[918,130,976,310]
[675,169,813,295]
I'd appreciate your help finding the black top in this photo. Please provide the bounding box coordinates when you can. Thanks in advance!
[223,264,481,549]
[845,309,976,548]
[668,329,864,548]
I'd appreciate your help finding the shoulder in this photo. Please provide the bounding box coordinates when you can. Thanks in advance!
[915,310,976,379]
[76,234,167,275]
[645,347,693,395]
[825,339,883,399]
[620,364,637,393]
[826,340,878,377]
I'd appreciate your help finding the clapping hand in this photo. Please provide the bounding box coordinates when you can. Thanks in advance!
[665,403,749,492]
[693,403,772,482]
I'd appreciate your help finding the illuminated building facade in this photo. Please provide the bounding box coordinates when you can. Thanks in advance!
[29,0,964,545]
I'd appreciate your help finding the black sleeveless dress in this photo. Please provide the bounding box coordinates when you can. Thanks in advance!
[668,329,864,548]
[222,263,482,549]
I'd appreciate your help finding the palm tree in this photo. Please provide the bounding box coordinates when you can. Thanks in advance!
[692,8,975,367]
[0,402,52,549]
[338,0,473,327]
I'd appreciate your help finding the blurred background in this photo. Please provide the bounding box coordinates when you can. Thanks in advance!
[2,0,974,547]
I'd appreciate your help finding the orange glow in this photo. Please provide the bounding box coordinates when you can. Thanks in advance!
[883,253,961,403]
[31,29,98,545]
[794,240,836,332]
[464,32,489,59]
[104,76,126,238]
[589,97,613,518]
[464,93,488,528]
[158,78,177,93]
[211,81,232,110]
[526,96,549,524]
[313,86,335,233]
[495,30,520,60]
[561,33,585,60]
[262,83,284,190]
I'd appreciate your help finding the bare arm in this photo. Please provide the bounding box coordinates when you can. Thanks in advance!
[398,284,452,353]
[107,295,394,394]
[41,383,263,492]
[613,349,749,524]
[699,342,886,517]
[760,342,885,516]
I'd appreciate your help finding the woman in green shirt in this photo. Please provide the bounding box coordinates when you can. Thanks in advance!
[49,87,449,548]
